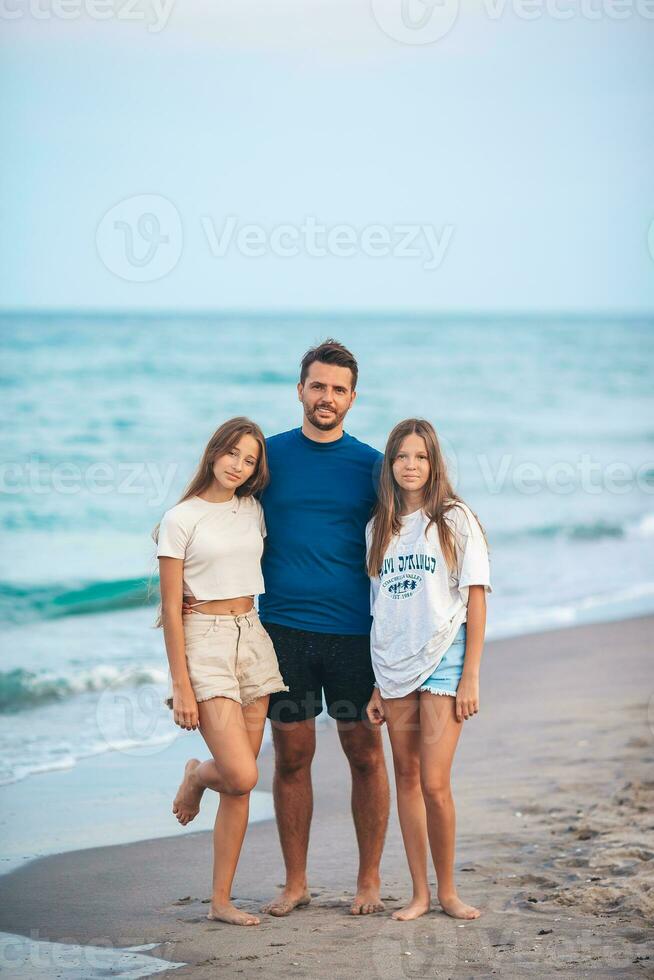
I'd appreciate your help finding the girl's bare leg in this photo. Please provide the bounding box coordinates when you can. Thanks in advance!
[383,692,431,920]
[173,695,268,926]
[205,696,269,925]
[419,692,480,920]
[172,698,257,824]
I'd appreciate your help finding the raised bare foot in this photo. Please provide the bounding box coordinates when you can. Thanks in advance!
[351,881,385,915]
[437,891,480,919]
[207,903,260,926]
[172,759,204,825]
[261,888,311,917]
[392,895,431,921]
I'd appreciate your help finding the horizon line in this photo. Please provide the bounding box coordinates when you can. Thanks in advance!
[1,307,653,321]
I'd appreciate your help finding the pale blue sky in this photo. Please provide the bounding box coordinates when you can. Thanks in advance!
[1,0,653,312]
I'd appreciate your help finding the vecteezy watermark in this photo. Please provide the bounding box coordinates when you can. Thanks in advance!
[0,930,184,974]
[369,919,639,977]
[0,457,179,507]
[96,194,183,282]
[0,0,175,31]
[95,195,454,283]
[200,215,454,271]
[477,453,654,496]
[371,0,460,44]
[2,452,652,503]
[96,678,176,757]
[371,0,654,45]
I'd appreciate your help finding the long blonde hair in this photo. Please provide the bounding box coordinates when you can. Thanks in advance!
[367,418,487,577]
[151,417,268,624]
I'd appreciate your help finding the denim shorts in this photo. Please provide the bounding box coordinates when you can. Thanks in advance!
[416,623,467,697]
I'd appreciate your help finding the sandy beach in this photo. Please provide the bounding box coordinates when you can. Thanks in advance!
[1,614,652,978]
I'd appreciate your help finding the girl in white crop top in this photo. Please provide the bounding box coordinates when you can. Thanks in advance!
[153,416,287,928]
[365,418,491,924]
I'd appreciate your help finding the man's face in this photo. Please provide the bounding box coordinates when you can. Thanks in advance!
[298,362,356,431]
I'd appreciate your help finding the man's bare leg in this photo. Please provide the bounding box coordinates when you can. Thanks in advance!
[337,719,390,915]
[261,717,316,916]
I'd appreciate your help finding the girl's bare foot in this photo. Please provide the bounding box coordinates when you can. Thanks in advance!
[437,891,481,919]
[392,894,431,921]
[172,759,204,825]
[207,903,260,926]
[261,889,311,917]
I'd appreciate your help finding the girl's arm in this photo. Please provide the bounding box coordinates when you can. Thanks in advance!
[159,557,199,730]
[456,584,487,723]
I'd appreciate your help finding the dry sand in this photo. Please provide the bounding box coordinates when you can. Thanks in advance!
[0,615,652,978]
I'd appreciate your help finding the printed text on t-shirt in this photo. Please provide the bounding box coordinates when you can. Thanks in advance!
[380,551,438,578]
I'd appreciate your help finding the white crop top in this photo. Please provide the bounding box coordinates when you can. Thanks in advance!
[156,494,266,601]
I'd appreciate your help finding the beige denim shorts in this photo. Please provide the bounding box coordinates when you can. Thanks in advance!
[165,609,289,709]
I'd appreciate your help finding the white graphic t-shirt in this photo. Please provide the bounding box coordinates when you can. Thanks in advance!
[366,502,491,699]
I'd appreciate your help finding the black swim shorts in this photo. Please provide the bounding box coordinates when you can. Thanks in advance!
[263,622,376,724]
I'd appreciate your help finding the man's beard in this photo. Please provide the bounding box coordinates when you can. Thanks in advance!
[304,402,345,431]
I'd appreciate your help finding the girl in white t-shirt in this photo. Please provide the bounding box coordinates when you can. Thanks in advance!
[366,418,491,922]
[153,417,287,928]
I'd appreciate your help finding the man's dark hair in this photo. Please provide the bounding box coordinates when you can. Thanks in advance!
[300,338,359,390]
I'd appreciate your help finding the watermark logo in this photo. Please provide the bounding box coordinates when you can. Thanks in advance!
[3,452,652,503]
[371,0,654,44]
[438,433,460,490]
[0,930,182,974]
[200,215,454,270]
[0,0,175,32]
[370,920,639,976]
[96,194,183,282]
[371,918,460,977]
[0,456,179,507]
[96,677,175,757]
[371,0,460,44]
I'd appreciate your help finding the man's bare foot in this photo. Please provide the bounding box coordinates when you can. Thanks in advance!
[172,759,204,825]
[437,891,481,919]
[261,888,311,917]
[392,894,431,921]
[351,880,385,915]
[207,903,260,926]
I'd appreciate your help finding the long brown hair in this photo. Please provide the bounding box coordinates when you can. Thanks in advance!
[152,416,268,548]
[150,418,268,624]
[367,418,486,577]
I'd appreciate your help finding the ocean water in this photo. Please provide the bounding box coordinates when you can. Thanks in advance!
[1,313,653,787]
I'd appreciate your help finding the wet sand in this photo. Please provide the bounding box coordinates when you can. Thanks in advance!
[0,615,652,978]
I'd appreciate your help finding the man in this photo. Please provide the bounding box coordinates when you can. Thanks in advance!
[259,339,390,917]
[183,340,390,915]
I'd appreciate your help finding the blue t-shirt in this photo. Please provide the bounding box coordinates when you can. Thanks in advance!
[259,427,382,635]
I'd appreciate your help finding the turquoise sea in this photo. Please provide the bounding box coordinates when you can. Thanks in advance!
[1,312,653,788]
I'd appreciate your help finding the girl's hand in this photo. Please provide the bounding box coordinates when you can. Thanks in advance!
[173,682,200,730]
[456,674,479,722]
[366,687,386,726]
[181,594,196,616]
